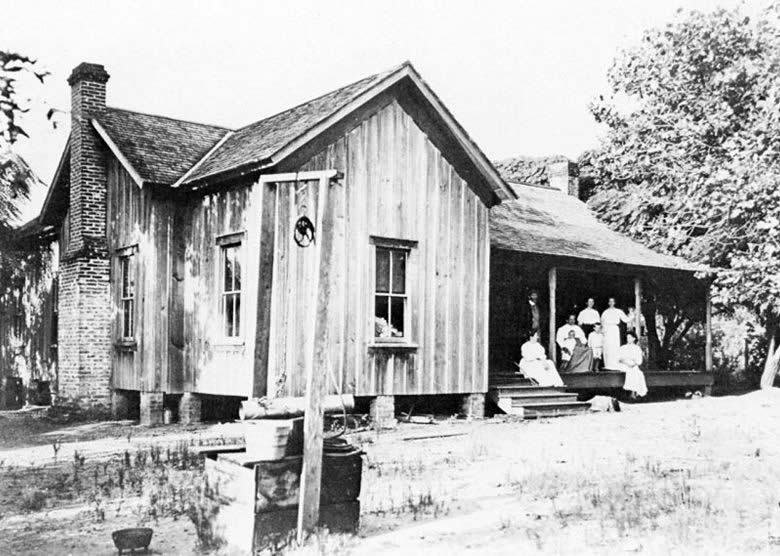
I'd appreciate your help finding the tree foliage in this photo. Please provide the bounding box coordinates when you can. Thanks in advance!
[584,5,780,381]
[0,51,48,245]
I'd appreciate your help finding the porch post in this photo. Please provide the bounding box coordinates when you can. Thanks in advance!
[634,277,642,335]
[548,267,557,365]
[705,285,713,373]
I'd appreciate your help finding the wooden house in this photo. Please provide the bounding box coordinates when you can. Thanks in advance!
[3,62,713,421]
[10,61,513,423]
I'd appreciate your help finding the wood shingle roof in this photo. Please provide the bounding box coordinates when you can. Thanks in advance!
[490,182,704,272]
[184,68,396,183]
[98,108,231,185]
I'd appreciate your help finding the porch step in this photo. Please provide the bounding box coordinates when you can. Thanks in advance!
[512,400,591,416]
[508,392,583,405]
[489,382,589,418]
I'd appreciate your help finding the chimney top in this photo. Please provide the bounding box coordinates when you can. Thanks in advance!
[67,63,110,86]
[547,160,580,197]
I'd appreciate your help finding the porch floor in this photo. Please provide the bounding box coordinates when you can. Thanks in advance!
[559,370,714,393]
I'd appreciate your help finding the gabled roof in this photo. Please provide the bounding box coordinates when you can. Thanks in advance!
[85,61,512,203]
[184,68,396,183]
[97,108,231,185]
[179,62,513,203]
[490,182,704,273]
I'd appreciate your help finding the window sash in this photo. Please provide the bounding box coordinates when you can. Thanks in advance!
[119,254,135,339]
[374,246,408,339]
[220,243,242,338]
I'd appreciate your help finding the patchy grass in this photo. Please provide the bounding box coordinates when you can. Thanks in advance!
[3,391,780,554]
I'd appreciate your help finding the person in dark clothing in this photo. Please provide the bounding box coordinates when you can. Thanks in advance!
[519,289,547,346]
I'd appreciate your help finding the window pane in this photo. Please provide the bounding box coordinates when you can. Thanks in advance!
[374,295,389,337]
[234,294,241,336]
[224,247,234,292]
[391,250,406,294]
[121,258,129,297]
[375,248,390,293]
[127,256,134,296]
[123,299,133,338]
[225,295,234,337]
[233,247,242,291]
[389,296,405,337]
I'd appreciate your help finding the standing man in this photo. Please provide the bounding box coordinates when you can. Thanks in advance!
[520,289,547,345]
[577,297,601,337]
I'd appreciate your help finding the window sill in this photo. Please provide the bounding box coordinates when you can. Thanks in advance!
[115,340,137,352]
[212,338,245,349]
[368,341,419,352]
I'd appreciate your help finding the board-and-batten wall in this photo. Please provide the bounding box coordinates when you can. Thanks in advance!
[181,184,261,396]
[107,158,178,393]
[268,98,489,397]
[107,156,261,397]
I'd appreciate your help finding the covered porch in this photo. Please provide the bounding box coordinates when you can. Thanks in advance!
[488,182,713,407]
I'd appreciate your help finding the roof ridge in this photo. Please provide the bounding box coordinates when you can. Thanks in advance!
[232,62,406,134]
[105,106,233,131]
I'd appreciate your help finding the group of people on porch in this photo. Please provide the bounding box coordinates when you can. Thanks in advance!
[516,292,647,398]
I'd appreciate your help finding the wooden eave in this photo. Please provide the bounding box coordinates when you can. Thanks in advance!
[181,63,515,207]
[38,136,71,226]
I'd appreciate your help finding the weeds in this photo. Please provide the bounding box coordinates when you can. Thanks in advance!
[20,487,48,511]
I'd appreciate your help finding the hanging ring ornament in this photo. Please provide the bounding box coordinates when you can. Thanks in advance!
[294,215,316,247]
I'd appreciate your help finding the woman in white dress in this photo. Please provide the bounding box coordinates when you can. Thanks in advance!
[618,331,648,398]
[516,331,564,387]
[601,297,630,370]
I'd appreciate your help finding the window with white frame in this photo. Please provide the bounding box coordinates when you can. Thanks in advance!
[374,242,412,339]
[220,242,242,338]
[119,253,135,339]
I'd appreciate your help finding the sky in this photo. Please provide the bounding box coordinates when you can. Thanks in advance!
[1,0,765,213]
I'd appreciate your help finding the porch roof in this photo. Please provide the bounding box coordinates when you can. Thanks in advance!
[490,182,705,273]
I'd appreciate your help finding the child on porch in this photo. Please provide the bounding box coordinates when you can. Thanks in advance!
[588,323,604,372]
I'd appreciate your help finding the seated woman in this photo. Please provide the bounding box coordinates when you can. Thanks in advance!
[562,333,593,374]
[618,331,648,398]
[516,330,564,387]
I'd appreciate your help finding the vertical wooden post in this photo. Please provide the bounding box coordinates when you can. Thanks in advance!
[548,267,557,364]
[634,277,642,336]
[252,180,277,398]
[297,176,336,542]
[705,284,713,373]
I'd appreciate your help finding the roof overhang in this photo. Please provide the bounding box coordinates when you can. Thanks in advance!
[181,63,515,205]
[38,136,71,226]
[91,119,145,188]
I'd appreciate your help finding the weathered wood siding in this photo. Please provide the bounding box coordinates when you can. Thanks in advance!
[0,244,58,388]
[182,184,261,396]
[266,99,490,397]
[106,158,178,392]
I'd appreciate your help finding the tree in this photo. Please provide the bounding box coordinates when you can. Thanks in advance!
[584,5,780,387]
[0,51,48,241]
[0,49,52,318]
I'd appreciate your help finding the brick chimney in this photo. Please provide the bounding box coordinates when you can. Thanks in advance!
[548,160,580,198]
[58,63,112,411]
[67,62,109,252]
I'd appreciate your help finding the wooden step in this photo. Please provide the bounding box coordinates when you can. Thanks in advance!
[511,400,589,410]
[490,384,573,396]
[520,400,591,419]
[508,393,580,405]
[489,386,590,418]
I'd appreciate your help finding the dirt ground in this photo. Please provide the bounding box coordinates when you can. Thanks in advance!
[2,391,780,555]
